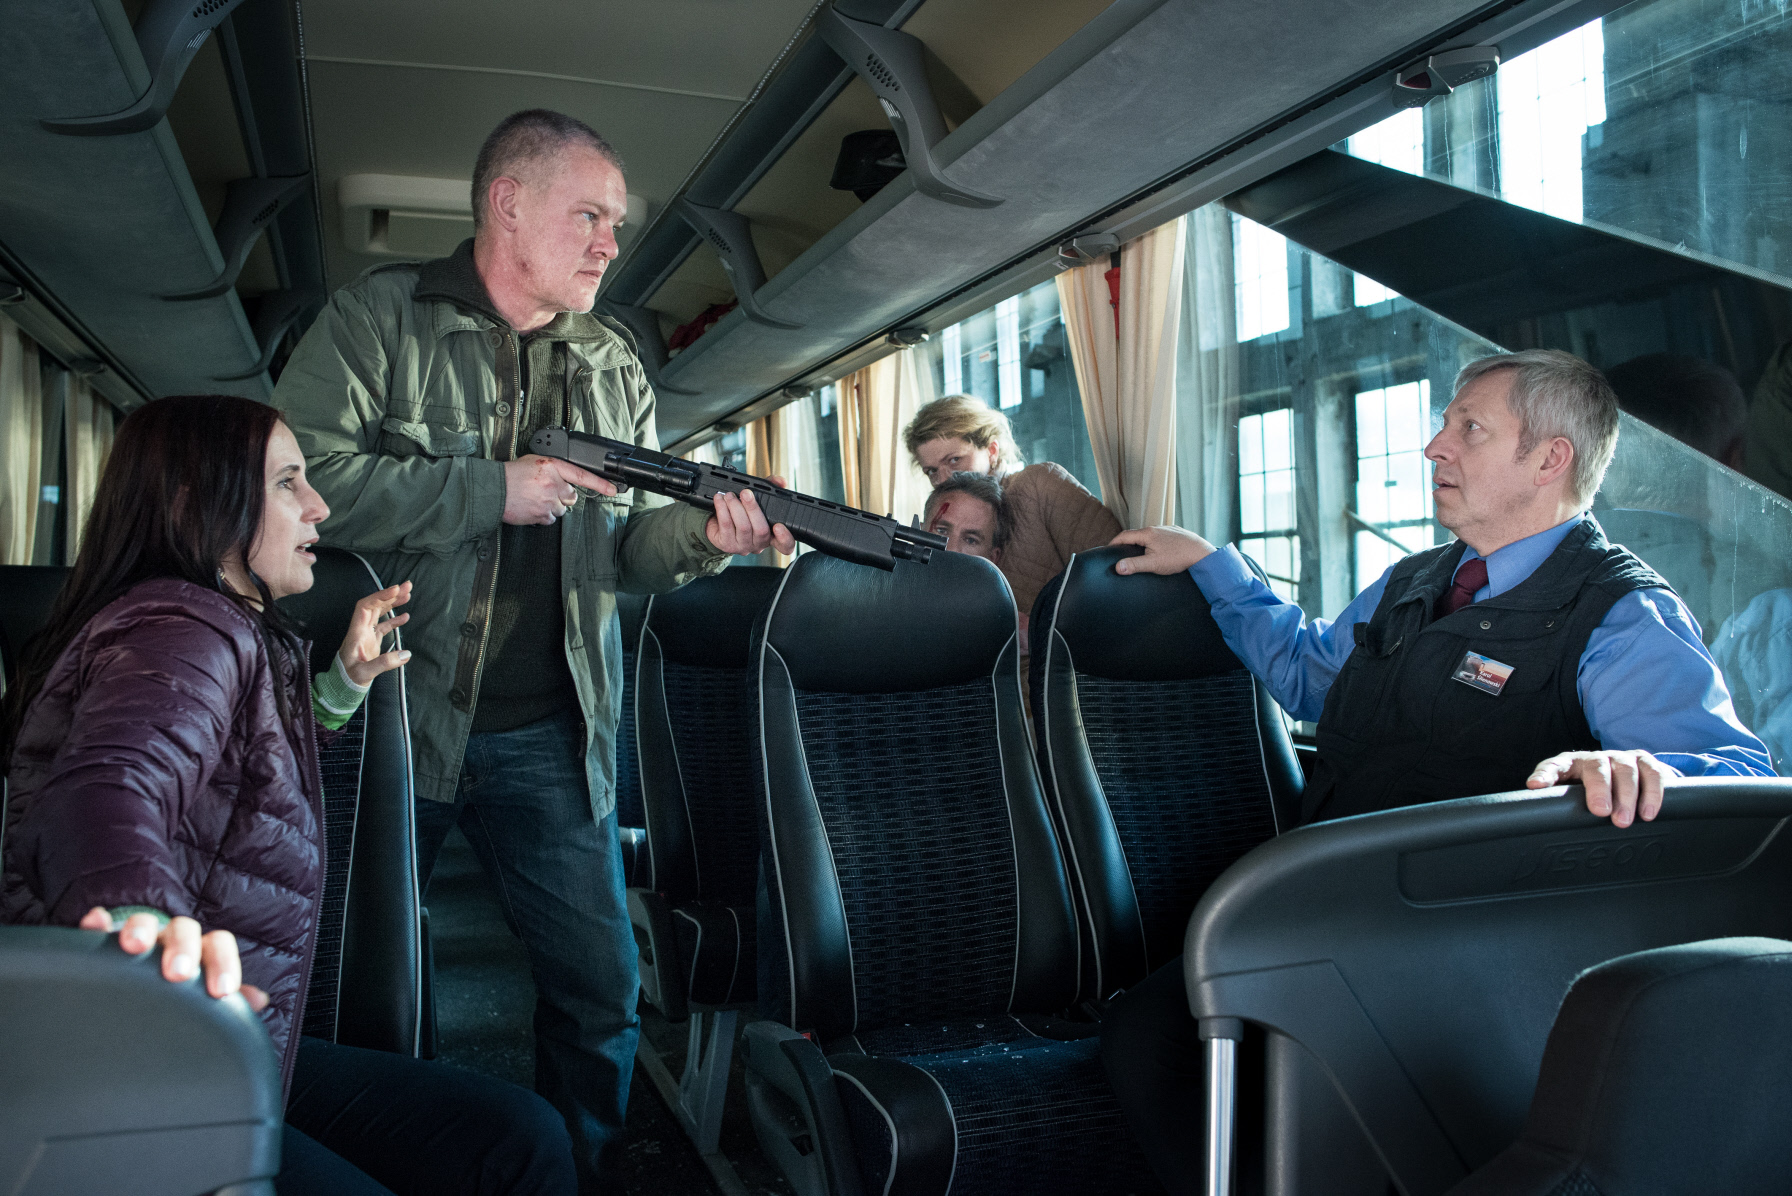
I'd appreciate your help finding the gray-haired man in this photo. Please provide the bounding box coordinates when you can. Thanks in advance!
[1100,348,1771,1194]
[277,108,792,1191]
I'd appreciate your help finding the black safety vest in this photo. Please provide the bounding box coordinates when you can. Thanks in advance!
[1305,517,1666,824]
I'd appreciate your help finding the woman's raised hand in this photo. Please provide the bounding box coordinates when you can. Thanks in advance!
[78,907,269,1011]
[338,581,413,686]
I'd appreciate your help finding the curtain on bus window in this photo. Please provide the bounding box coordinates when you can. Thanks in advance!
[64,373,114,557]
[837,349,934,526]
[1057,217,1185,528]
[0,312,44,565]
[1174,204,1242,544]
[745,395,823,566]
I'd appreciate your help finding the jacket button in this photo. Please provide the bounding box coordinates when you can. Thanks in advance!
[461,621,478,638]
[1480,620,1492,630]
[495,401,511,416]
[478,546,491,561]
[488,330,504,347]
[450,688,468,706]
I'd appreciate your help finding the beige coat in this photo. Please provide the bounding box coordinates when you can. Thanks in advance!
[1000,462,1123,616]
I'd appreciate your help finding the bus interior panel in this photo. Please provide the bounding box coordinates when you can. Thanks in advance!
[5,0,1792,1193]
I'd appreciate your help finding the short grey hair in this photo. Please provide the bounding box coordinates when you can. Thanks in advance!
[1453,349,1620,507]
[471,109,621,232]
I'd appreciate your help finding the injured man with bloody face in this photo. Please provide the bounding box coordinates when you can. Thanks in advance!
[924,472,1011,566]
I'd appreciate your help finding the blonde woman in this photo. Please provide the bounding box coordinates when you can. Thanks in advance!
[906,394,1121,617]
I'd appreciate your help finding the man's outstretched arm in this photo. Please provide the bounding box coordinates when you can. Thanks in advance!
[1111,526,1387,721]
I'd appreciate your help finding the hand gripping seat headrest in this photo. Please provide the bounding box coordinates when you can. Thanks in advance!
[1048,545,1241,681]
[1447,937,1792,1196]
[0,927,283,1195]
[644,566,786,668]
[764,551,1016,693]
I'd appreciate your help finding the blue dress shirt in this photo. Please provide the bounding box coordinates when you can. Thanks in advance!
[1188,514,1775,778]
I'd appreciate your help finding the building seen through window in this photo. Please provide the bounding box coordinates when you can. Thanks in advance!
[917,277,1101,493]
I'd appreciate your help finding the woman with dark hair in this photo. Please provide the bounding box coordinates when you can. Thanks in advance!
[1,395,575,1195]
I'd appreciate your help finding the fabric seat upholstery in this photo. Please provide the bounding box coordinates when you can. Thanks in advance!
[276,547,422,1055]
[633,566,783,1012]
[752,551,1157,1196]
[1447,937,1792,1196]
[615,592,649,888]
[1032,545,1301,1001]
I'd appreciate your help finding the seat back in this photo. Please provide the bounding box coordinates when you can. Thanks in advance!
[635,566,783,904]
[276,547,422,1056]
[1035,545,1301,999]
[1187,779,1792,1196]
[758,551,1077,1041]
[0,564,69,695]
[0,565,70,857]
[615,592,649,831]
[1450,936,1792,1196]
[0,926,282,1195]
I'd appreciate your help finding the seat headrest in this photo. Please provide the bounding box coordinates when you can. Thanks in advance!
[1051,545,1241,681]
[275,547,386,676]
[643,566,785,668]
[1498,936,1792,1192]
[764,551,1014,693]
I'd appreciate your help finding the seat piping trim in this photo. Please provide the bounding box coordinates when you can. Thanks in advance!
[990,635,1025,1014]
[647,625,702,898]
[833,1069,900,1196]
[1041,556,1103,997]
[675,906,704,1004]
[635,599,662,891]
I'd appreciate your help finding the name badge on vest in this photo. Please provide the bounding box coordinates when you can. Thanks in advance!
[1452,650,1515,696]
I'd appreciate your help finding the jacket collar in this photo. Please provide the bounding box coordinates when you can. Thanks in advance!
[1402,516,1610,617]
[415,239,629,356]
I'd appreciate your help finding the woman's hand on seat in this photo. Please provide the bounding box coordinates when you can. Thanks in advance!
[78,907,269,1011]
[339,581,413,686]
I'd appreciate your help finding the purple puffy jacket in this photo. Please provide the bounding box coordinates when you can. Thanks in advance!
[2,578,324,1096]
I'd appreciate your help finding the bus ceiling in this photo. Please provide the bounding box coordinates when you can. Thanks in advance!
[0,0,1629,426]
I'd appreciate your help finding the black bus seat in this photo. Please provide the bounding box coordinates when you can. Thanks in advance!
[276,546,423,1058]
[1032,544,1301,1004]
[616,591,649,889]
[1447,936,1792,1196]
[628,565,783,1153]
[0,565,72,861]
[0,925,282,1196]
[1186,779,1792,1196]
[744,550,1156,1196]
[0,564,68,687]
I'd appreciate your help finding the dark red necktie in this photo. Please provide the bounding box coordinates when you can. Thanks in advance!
[1436,556,1489,619]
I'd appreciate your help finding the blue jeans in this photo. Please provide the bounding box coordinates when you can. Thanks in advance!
[416,710,638,1195]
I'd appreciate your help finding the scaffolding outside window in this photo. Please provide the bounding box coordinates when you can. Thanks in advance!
[1353,380,1437,593]
[1238,406,1300,601]
[1231,212,1291,342]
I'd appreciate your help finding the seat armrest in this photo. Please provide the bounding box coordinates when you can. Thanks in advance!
[627,886,689,1023]
[743,1021,865,1196]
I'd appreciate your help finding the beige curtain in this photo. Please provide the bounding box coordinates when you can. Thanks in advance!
[1056,218,1187,528]
[1174,204,1241,544]
[685,439,722,467]
[837,349,935,525]
[0,313,44,565]
[744,395,825,565]
[65,374,116,557]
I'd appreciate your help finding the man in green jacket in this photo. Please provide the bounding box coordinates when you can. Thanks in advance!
[276,108,792,1191]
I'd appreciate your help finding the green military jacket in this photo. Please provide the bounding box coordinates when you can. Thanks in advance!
[274,248,727,817]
